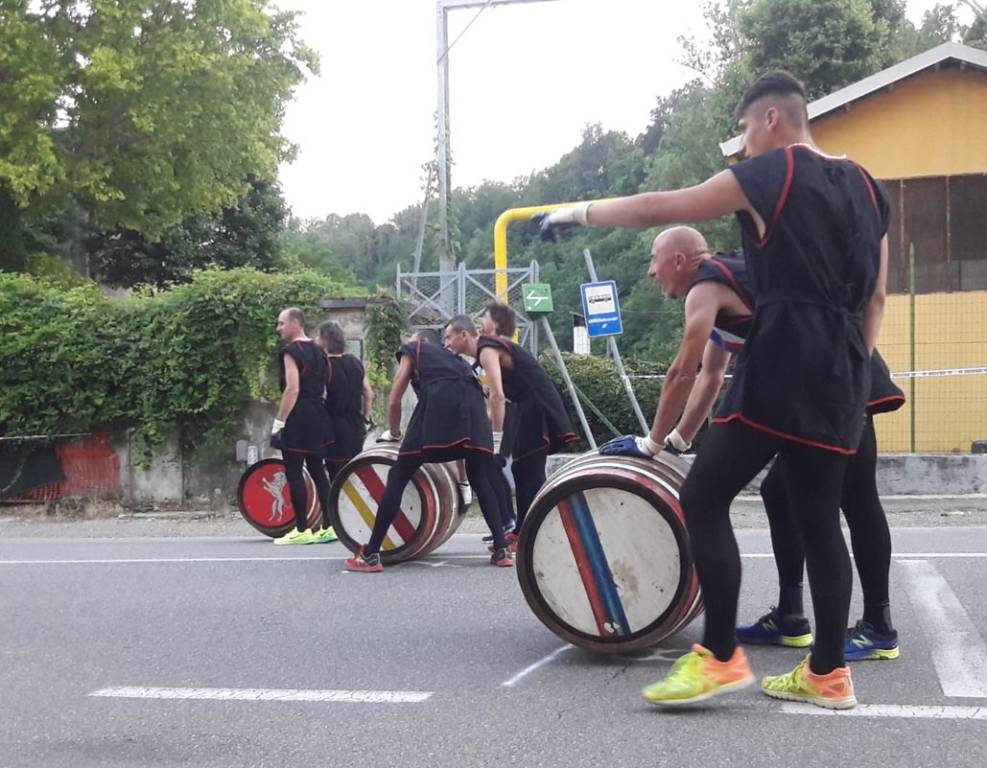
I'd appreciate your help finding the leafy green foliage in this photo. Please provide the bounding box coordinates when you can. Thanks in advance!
[87,180,292,288]
[0,269,358,463]
[0,1,316,241]
[540,352,664,448]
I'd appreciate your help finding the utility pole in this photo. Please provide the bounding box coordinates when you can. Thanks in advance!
[435,0,557,276]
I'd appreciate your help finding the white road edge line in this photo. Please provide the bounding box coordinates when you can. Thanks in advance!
[2,552,986,566]
[900,559,987,698]
[88,687,432,704]
[780,702,987,720]
[501,645,572,688]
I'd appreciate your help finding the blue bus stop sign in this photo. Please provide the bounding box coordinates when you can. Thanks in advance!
[580,280,623,338]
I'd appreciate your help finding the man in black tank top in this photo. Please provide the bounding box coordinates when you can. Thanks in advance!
[537,71,891,710]
[343,329,513,572]
[606,227,902,662]
[272,308,334,546]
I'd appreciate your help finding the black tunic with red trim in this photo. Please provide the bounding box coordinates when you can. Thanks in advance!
[324,354,367,466]
[277,340,333,454]
[396,340,493,460]
[867,350,905,416]
[476,336,579,461]
[717,144,891,453]
[689,253,904,418]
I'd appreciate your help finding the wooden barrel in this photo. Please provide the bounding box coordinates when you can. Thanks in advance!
[236,458,321,538]
[327,445,465,564]
[515,452,701,653]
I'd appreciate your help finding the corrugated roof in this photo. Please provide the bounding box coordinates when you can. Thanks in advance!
[719,42,987,158]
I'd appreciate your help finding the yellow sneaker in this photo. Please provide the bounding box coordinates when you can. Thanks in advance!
[761,656,857,709]
[274,529,315,545]
[313,527,339,544]
[641,644,754,707]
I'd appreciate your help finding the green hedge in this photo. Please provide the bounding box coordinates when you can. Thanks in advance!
[540,351,663,448]
[0,269,358,463]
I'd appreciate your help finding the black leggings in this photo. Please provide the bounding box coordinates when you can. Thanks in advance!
[283,451,330,533]
[679,420,851,674]
[762,416,892,629]
[366,452,508,555]
[492,461,516,531]
[511,452,547,532]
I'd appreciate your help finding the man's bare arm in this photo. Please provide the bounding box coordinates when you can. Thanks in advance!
[863,235,888,354]
[387,356,414,437]
[676,340,731,444]
[479,347,506,432]
[648,285,720,445]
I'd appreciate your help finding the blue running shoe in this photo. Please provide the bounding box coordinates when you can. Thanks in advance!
[844,621,899,661]
[737,607,813,648]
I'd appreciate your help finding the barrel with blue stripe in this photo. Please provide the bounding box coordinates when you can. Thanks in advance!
[515,452,701,653]
[327,445,466,564]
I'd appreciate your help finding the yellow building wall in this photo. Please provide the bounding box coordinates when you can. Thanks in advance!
[874,291,987,452]
[812,67,987,178]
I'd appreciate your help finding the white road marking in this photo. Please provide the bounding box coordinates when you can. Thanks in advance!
[89,686,432,704]
[2,552,985,566]
[900,559,987,698]
[780,702,987,720]
[501,645,572,688]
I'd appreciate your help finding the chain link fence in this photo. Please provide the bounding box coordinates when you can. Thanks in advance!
[397,262,541,352]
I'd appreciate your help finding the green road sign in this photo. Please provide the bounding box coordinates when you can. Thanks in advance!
[522,283,554,314]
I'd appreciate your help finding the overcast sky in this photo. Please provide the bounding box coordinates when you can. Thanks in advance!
[276,0,966,224]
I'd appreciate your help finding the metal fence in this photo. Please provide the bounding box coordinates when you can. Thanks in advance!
[396,261,542,353]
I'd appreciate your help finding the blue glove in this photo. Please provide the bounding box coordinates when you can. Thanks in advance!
[599,435,652,459]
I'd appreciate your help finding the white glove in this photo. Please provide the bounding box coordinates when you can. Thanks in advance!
[272,418,285,434]
[633,434,662,457]
[377,428,401,443]
[537,202,593,241]
[663,428,691,453]
[492,431,503,455]
[546,202,591,227]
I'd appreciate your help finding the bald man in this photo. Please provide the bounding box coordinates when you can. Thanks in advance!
[601,226,753,458]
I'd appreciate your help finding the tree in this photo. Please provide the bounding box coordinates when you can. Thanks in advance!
[0,1,317,247]
[87,179,291,288]
[736,0,897,98]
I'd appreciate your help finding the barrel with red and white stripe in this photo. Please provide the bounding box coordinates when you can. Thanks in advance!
[515,452,701,653]
[327,445,466,564]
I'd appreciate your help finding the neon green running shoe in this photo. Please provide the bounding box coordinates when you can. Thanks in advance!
[761,656,857,710]
[641,644,754,707]
[274,529,315,545]
[313,527,339,544]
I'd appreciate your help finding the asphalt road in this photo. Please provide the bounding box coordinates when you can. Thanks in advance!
[2,525,987,768]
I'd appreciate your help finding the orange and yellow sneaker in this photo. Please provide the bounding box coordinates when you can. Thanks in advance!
[641,644,755,707]
[761,656,857,709]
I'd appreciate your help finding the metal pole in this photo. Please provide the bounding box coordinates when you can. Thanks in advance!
[411,165,433,289]
[909,243,916,453]
[435,2,452,274]
[583,249,649,434]
[541,317,596,449]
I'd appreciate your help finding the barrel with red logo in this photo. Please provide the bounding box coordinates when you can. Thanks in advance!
[327,445,466,564]
[515,451,701,653]
[237,458,321,538]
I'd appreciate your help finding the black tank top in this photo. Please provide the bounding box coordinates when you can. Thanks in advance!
[720,144,891,452]
[325,354,365,420]
[686,254,754,352]
[278,340,327,402]
[397,339,477,390]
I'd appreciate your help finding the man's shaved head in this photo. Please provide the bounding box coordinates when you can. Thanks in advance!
[735,70,808,125]
[648,226,710,299]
